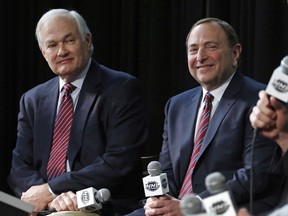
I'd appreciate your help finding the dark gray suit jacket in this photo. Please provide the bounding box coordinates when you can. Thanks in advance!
[8,59,148,215]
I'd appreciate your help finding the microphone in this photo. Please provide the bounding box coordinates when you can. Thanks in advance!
[76,187,111,212]
[142,161,169,197]
[180,194,207,216]
[251,55,288,212]
[202,172,237,216]
[266,55,288,103]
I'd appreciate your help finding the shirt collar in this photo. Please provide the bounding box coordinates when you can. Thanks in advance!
[201,72,235,102]
[59,58,91,92]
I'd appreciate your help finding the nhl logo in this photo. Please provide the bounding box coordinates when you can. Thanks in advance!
[81,190,90,204]
[145,181,160,192]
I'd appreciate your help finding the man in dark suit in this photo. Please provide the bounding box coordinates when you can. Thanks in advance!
[133,18,284,216]
[238,90,288,216]
[7,9,148,216]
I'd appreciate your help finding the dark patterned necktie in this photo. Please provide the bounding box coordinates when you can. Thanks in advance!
[47,83,76,180]
[179,92,214,199]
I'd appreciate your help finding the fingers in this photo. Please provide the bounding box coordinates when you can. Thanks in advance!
[258,90,269,104]
[259,90,285,114]
[250,106,275,129]
[237,208,251,216]
[144,196,181,216]
[21,185,52,212]
[51,191,78,211]
[144,197,164,215]
[270,96,286,111]
[250,91,277,129]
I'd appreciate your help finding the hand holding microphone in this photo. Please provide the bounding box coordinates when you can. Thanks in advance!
[266,55,288,103]
[143,161,185,215]
[35,187,110,214]
[250,55,288,146]
[143,162,202,215]
[142,161,169,197]
[251,55,288,130]
[248,55,288,213]
[76,187,111,212]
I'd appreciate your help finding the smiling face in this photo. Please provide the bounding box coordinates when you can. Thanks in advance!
[186,21,241,91]
[39,16,92,82]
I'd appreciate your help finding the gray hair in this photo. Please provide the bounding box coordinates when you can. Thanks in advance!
[35,9,94,55]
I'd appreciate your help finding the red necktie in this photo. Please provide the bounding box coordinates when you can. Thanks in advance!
[179,92,214,199]
[47,83,76,180]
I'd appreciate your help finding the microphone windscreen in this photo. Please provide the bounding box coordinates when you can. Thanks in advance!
[205,172,226,194]
[147,161,162,176]
[96,188,111,203]
[280,56,288,75]
[266,55,288,102]
[180,194,203,215]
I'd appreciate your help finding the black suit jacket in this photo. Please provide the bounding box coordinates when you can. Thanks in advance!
[8,59,148,215]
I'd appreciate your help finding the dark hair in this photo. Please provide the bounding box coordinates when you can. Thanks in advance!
[186,17,239,48]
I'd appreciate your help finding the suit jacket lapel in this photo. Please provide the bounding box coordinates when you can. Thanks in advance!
[179,88,202,182]
[36,79,59,168]
[68,60,101,166]
[199,72,243,156]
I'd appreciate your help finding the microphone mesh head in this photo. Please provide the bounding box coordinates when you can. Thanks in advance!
[281,56,288,74]
[180,194,203,214]
[96,188,111,203]
[147,161,162,176]
[205,172,226,194]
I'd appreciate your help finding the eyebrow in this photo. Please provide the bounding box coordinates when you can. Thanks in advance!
[44,32,74,44]
[188,41,219,48]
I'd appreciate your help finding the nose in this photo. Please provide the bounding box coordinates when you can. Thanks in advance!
[196,48,207,62]
[57,43,68,56]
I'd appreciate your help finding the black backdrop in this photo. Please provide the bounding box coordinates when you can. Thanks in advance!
[0,0,287,194]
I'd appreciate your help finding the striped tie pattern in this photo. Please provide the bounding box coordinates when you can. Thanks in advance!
[47,83,76,180]
[179,92,214,199]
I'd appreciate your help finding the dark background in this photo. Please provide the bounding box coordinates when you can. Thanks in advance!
[0,0,287,195]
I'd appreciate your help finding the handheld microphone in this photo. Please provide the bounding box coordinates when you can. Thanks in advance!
[142,161,169,197]
[202,172,237,216]
[251,55,288,212]
[180,194,207,216]
[266,55,288,103]
[76,187,111,212]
